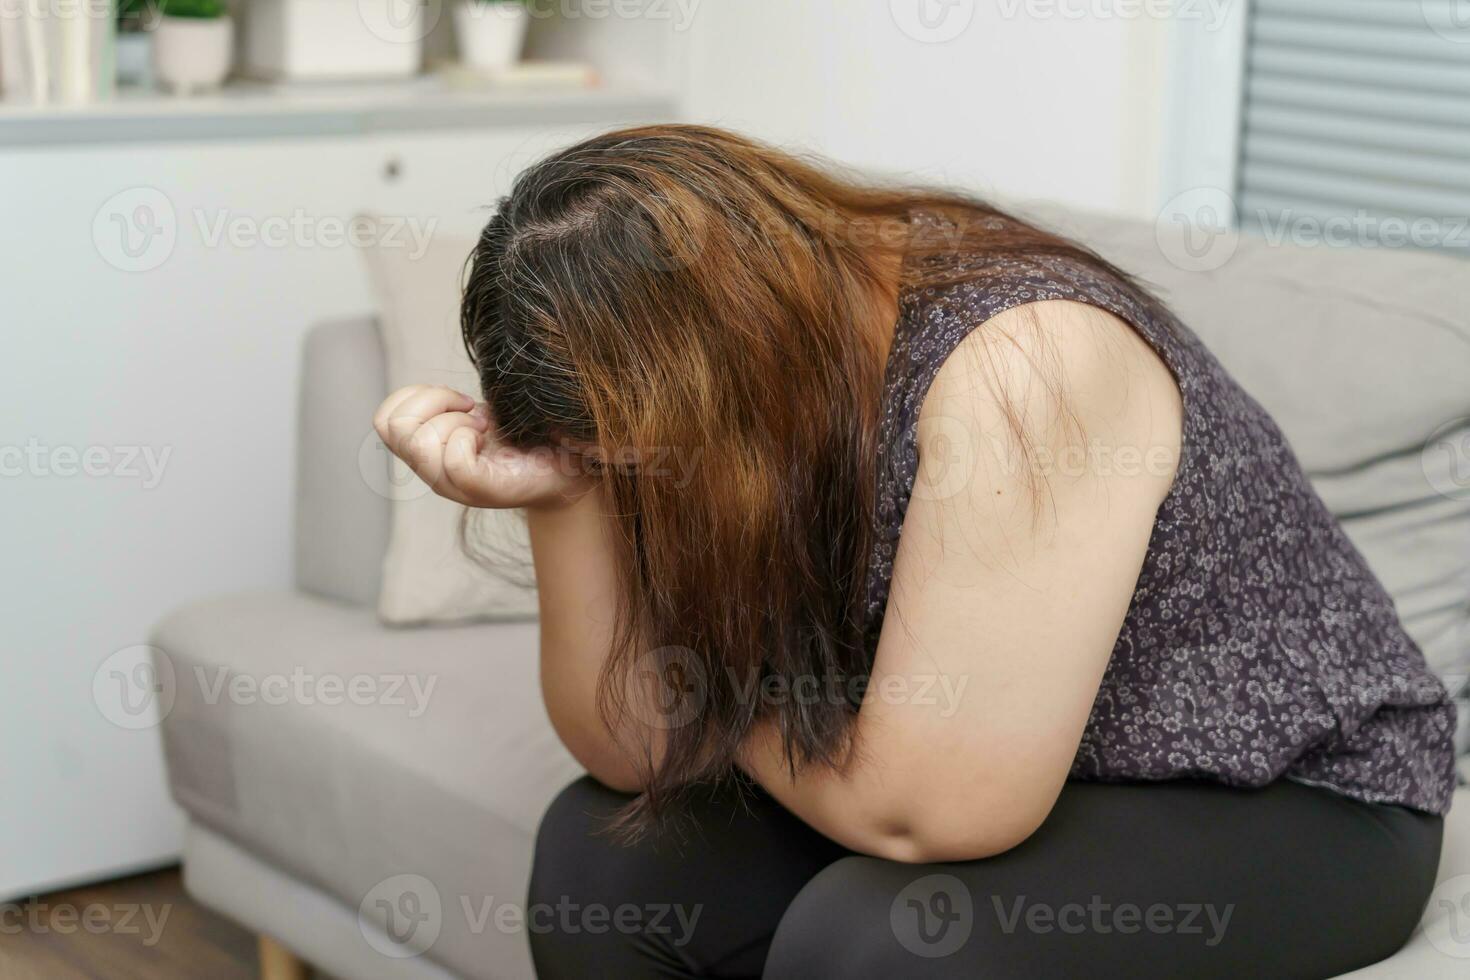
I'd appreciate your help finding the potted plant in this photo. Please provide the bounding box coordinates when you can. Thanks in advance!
[453,0,530,74]
[153,0,232,94]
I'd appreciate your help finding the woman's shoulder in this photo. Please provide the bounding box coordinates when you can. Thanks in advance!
[920,297,1184,510]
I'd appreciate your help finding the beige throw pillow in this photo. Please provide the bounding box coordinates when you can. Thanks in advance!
[358,216,537,625]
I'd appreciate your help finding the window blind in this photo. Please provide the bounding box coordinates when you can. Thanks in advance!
[1237,0,1470,252]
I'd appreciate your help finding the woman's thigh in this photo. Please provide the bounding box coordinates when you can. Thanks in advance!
[528,775,849,979]
[765,779,1443,980]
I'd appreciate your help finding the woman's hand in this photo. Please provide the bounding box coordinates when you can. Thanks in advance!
[373,384,591,510]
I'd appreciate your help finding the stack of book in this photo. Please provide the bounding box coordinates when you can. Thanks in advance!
[0,4,117,104]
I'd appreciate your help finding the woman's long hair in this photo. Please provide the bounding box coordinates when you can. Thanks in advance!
[460,124,1158,829]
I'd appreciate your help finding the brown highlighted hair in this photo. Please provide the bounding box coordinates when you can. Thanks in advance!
[460,124,1158,828]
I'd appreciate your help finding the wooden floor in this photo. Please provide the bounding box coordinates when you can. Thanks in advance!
[0,866,261,980]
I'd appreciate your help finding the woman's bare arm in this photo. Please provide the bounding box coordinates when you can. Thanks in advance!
[526,488,652,792]
[738,300,1182,862]
[373,384,647,790]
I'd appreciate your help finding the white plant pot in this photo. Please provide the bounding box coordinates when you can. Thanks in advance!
[115,32,155,88]
[153,16,233,95]
[453,2,529,72]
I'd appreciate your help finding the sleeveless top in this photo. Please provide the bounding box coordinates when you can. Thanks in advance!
[861,242,1459,815]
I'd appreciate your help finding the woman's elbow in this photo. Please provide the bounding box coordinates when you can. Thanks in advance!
[857,798,1051,864]
[547,716,649,795]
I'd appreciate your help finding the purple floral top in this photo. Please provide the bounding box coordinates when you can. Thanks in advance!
[863,249,1458,815]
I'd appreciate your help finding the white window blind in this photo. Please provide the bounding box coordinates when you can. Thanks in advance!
[1237,0,1470,252]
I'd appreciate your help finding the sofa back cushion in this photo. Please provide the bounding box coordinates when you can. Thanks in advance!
[294,317,393,607]
[1025,204,1470,751]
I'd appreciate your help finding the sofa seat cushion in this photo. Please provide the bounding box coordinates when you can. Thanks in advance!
[151,591,581,980]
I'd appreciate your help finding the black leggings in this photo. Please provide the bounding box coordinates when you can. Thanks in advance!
[527,776,1442,979]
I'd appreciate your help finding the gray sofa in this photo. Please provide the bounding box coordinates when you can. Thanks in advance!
[152,208,1470,979]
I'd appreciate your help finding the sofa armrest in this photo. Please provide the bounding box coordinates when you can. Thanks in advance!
[294,316,391,607]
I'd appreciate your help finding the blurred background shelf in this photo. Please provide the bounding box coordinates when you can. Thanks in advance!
[0,79,679,146]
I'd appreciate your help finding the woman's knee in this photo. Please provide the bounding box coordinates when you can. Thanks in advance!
[527,776,650,977]
[765,856,994,980]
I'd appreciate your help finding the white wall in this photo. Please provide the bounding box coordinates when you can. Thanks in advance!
[679,0,1172,218]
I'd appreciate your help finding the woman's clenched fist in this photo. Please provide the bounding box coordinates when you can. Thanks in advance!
[372,384,590,510]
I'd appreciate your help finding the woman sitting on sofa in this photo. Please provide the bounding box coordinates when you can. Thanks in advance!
[372,124,1456,978]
